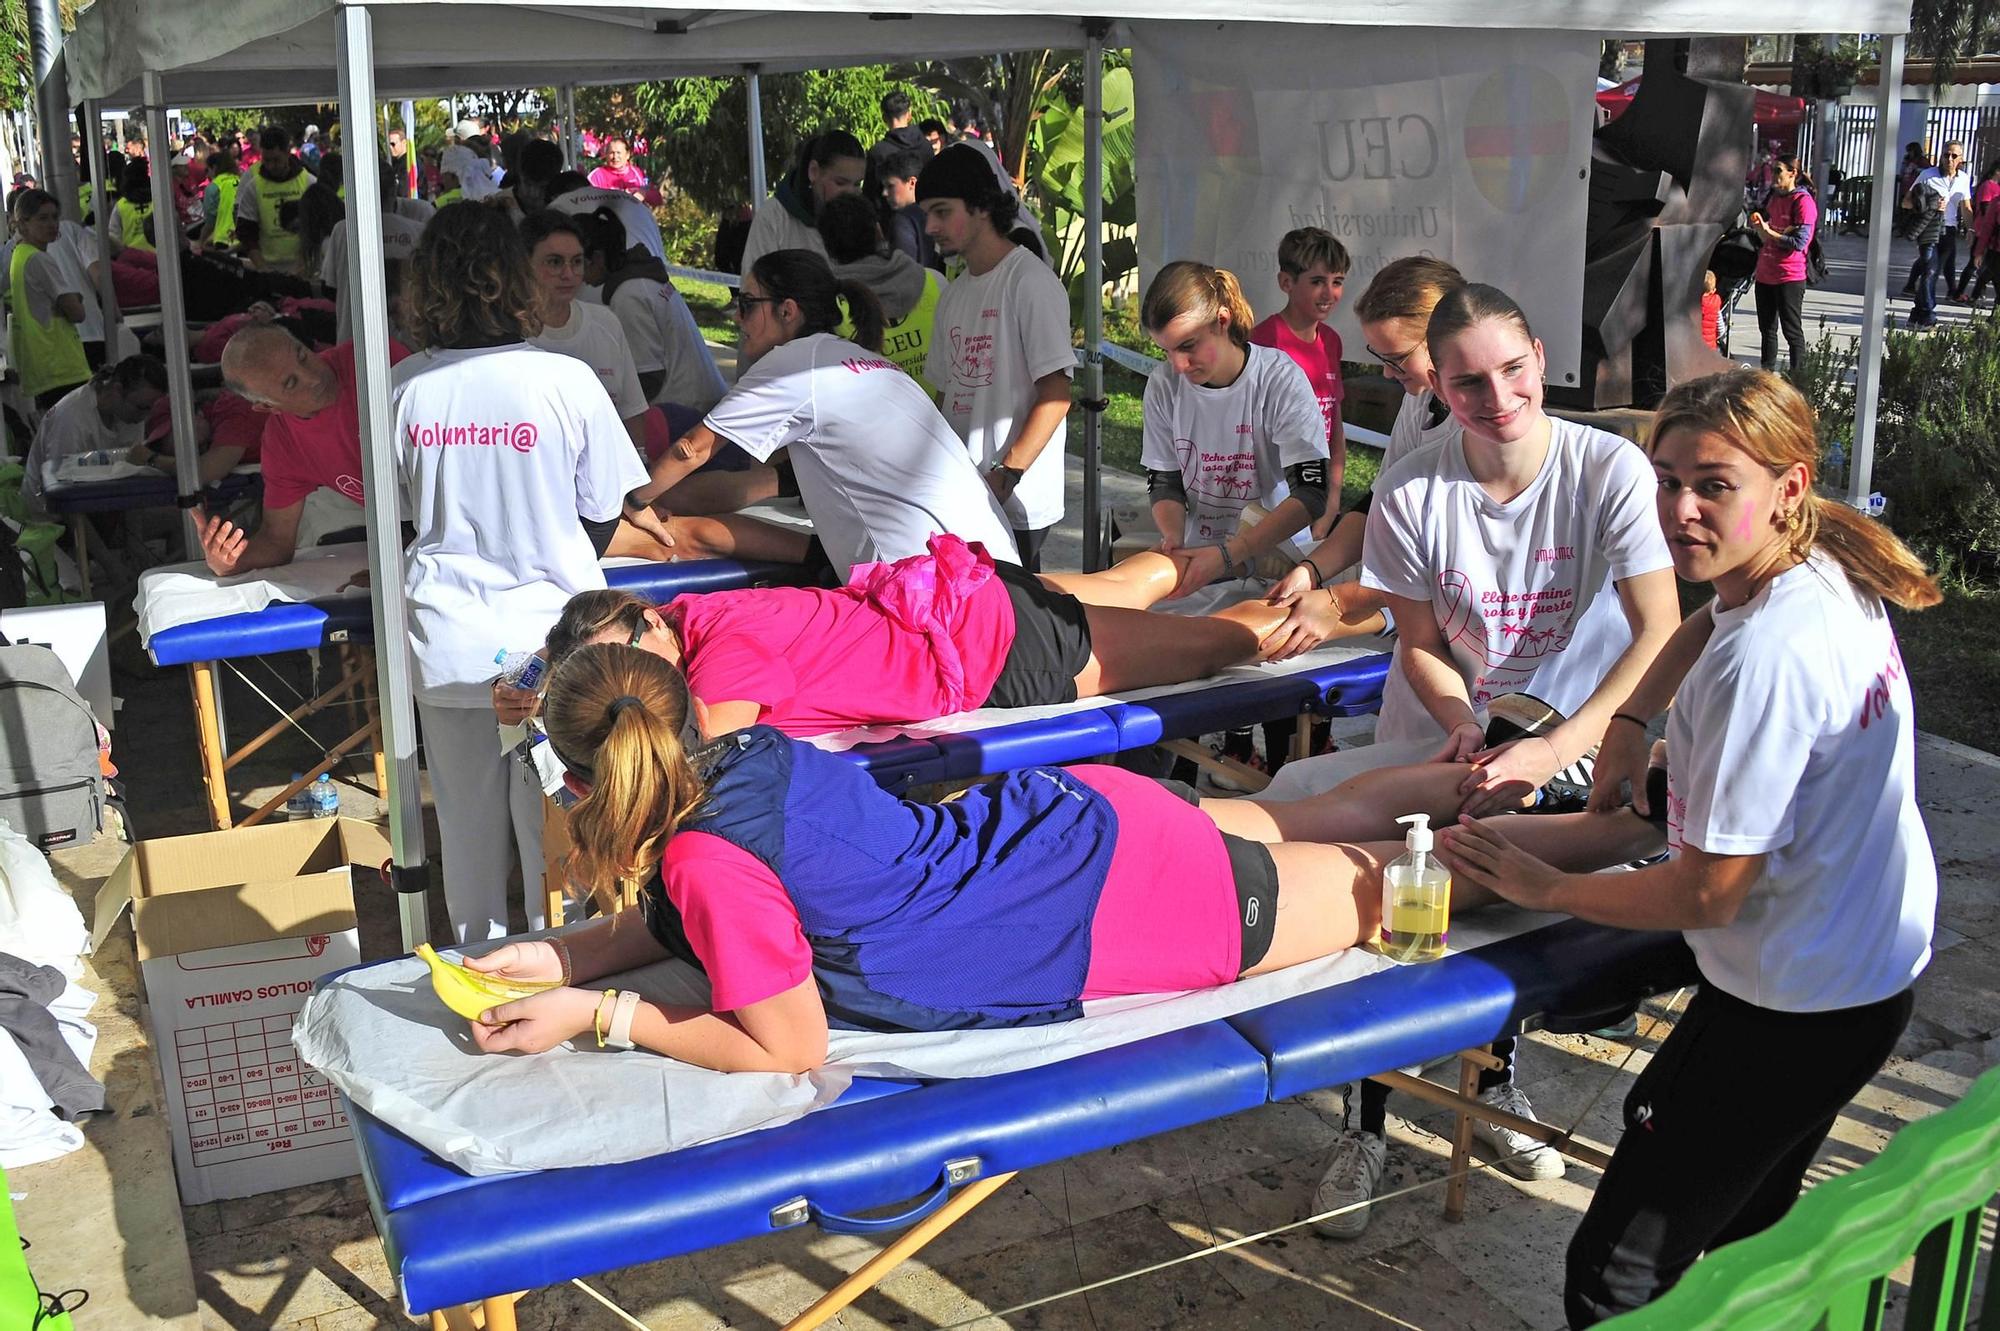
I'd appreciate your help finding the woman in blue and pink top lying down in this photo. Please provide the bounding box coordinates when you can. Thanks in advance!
[492,533,1388,738]
[460,641,1664,1071]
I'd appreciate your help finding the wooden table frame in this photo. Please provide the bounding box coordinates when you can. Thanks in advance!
[187,643,389,829]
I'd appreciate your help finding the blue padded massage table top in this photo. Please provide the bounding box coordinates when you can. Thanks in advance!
[346,918,1697,1313]
[44,468,262,515]
[145,558,812,666]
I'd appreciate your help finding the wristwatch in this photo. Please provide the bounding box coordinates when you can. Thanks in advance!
[987,462,1024,483]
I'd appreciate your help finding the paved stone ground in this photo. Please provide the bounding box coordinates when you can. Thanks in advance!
[8,332,1996,1328]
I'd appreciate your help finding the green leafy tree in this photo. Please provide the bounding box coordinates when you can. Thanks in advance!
[1029,59,1136,321]
[0,0,79,114]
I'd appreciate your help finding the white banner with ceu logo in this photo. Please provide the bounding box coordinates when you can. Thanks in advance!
[1132,24,1596,386]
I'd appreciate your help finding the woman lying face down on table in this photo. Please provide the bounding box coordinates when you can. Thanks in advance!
[491,532,1388,738]
[460,642,1666,1072]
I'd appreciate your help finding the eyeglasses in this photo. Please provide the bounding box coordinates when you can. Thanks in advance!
[733,292,777,315]
[1366,342,1420,374]
[628,615,651,648]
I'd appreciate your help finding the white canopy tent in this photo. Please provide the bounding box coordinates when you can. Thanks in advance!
[63,0,1915,948]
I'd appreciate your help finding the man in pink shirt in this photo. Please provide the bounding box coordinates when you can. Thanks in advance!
[194,324,411,575]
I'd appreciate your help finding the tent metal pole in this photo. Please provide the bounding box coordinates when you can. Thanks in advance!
[1849,31,1904,509]
[1080,21,1108,572]
[338,5,431,951]
[27,0,78,225]
[82,99,122,356]
[559,84,582,173]
[746,67,767,203]
[141,73,202,556]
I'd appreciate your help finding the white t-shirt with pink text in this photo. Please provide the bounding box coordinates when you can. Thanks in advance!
[1361,416,1670,722]
[705,332,1018,580]
[393,343,646,706]
[1665,557,1934,1012]
[1139,342,1326,553]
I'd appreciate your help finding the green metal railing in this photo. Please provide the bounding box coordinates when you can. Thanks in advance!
[1607,1063,2000,1329]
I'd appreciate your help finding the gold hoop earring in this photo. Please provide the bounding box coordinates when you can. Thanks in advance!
[1783,509,1802,533]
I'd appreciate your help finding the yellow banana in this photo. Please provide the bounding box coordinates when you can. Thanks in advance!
[415,943,560,1021]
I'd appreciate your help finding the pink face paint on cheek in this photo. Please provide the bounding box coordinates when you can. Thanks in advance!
[1733,506,1757,542]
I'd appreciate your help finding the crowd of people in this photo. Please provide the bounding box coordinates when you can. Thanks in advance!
[0,91,1944,1326]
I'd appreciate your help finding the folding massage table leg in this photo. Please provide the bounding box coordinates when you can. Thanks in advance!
[430,1294,523,1331]
[188,648,385,829]
[1158,701,1319,793]
[70,515,93,600]
[1371,1046,1614,1223]
[781,1170,1017,1331]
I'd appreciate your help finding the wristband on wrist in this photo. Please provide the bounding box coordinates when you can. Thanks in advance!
[605,989,643,1050]
[1610,712,1649,731]
[545,935,573,986]
[593,989,617,1048]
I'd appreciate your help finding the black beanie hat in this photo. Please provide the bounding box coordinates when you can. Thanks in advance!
[916,143,999,205]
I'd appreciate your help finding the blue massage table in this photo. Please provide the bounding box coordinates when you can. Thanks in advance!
[344,917,1697,1328]
[43,468,263,599]
[148,557,813,829]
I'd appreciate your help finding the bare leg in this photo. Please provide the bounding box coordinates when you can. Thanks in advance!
[658,464,780,515]
[603,515,810,564]
[1244,840,1390,974]
[1071,602,1263,696]
[1207,761,1484,844]
[1039,550,1179,610]
[1230,809,1664,974]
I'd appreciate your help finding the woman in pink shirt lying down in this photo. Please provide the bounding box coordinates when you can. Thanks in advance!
[491,532,1388,738]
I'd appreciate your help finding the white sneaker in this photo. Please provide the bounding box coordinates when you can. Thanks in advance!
[1312,1129,1388,1239]
[1471,1083,1566,1181]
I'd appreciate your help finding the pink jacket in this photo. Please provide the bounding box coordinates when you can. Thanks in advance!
[1755,188,1818,285]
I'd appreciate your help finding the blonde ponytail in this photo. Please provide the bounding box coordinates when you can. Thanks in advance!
[1653,368,1942,611]
[544,644,709,911]
[1143,260,1255,349]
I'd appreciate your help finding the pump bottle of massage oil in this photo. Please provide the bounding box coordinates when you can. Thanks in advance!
[1379,813,1450,964]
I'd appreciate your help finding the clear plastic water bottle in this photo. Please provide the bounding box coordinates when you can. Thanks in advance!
[310,773,341,818]
[76,448,116,467]
[285,773,313,818]
[494,649,547,692]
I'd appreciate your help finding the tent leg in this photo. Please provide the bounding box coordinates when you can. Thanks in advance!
[81,99,122,354]
[1080,20,1110,572]
[338,3,431,951]
[140,72,201,557]
[1849,33,1905,509]
[746,67,768,204]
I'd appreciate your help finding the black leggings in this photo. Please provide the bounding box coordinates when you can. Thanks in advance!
[1754,280,1806,374]
[1968,250,2000,304]
[1564,983,1913,1326]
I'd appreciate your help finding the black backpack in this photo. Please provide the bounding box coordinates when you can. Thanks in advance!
[1806,230,1831,285]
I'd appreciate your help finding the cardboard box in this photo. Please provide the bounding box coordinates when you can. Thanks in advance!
[93,817,390,1205]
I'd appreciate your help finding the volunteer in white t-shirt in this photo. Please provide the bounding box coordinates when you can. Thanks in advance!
[738,131,867,280]
[549,174,666,264]
[521,211,807,568]
[392,204,657,943]
[1137,260,1330,607]
[320,211,428,343]
[622,248,1018,582]
[1438,367,1939,1326]
[1260,257,1468,668]
[1240,283,1679,848]
[578,208,727,415]
[919,144,1074,571]
[24,354,166,506]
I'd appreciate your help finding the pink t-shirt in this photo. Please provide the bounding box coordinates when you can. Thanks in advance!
[259,339,410,510]
[659,766,1241,1013]
[1753,188,1818,286]
[1250,312,1343,444]
[588,163,653,198]
[668,539,1018,736]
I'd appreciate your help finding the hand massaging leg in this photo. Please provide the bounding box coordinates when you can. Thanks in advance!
[1070,595,1386,698]
[604,513,812,564]
[1201,801,1665,915]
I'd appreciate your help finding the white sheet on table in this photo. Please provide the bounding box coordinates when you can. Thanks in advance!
[805,638,1383,753]
[134,542,370,647]
[292,906,1563,1177]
